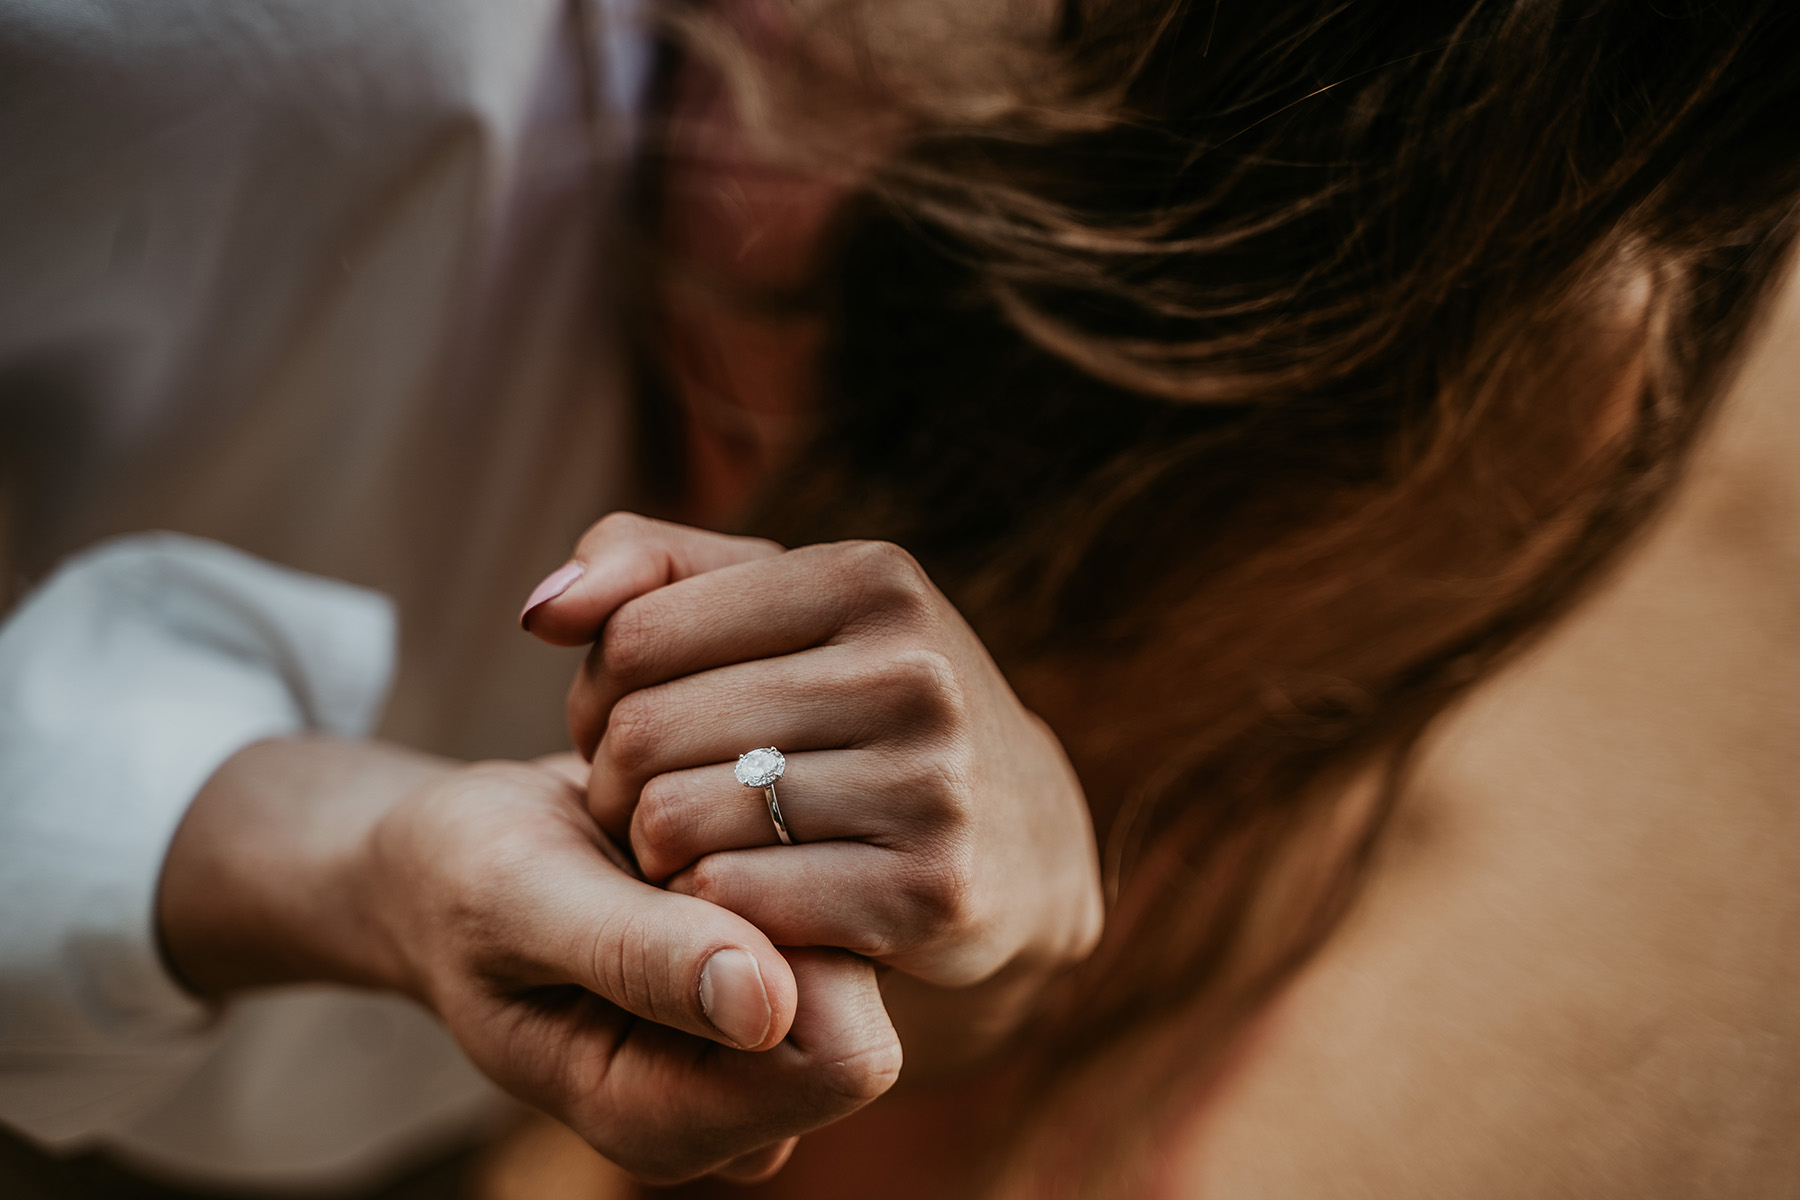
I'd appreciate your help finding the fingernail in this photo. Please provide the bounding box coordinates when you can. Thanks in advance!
[699,948,772,1049]
[519,562,584,628]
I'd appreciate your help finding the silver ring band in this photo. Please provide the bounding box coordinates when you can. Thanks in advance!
[764,784,794,845]
[735,747,794,846]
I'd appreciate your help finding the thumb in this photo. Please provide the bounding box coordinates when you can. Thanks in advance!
[517,828,799,1051]
[570,948,901,1184]
[520,512,782,646]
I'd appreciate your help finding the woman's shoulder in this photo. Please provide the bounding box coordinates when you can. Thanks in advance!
[1171,260,1800,1198]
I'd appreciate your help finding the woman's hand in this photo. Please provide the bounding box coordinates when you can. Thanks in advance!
[158,737,901,1183]
[525,514,1105,1067]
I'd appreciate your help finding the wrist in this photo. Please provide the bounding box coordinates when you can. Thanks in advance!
[157,736,456,998]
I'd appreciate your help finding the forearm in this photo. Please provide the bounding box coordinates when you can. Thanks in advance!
[156,735,454,999]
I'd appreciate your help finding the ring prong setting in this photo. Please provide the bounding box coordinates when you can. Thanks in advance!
[734,747,787,789]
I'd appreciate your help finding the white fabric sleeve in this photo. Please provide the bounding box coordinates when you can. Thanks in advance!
[0,532,396,1143]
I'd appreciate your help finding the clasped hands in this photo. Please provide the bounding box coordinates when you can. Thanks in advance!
[160,514,1102,1183]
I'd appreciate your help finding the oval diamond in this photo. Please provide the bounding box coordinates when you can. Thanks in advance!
[734,747,786,788]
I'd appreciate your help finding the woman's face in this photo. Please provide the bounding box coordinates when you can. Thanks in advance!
[651,8,863,525]
[648,0,1054,524]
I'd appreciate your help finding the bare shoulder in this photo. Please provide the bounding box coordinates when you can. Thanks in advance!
[1173,263,1800,1198]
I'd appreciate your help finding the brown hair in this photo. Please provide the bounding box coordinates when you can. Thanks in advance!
[650,0,1800,1190]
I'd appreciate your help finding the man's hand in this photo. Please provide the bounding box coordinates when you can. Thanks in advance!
[158,738,901,1183]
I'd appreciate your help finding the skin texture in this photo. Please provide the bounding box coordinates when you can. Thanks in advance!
[526,513,1106,1079]
[159,515,1101,1184]
[158,739,902,1184]
[158,111,1800,1200]
[164,8,1800,1191]
[601,25,1105,1083]
[547,266,1800,1200]
[1162,260,1800,1199]
[158,12,1100,1184]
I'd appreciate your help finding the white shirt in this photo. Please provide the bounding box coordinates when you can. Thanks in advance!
[0,0,650,1187]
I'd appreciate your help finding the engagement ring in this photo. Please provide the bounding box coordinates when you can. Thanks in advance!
[735,747,793,845]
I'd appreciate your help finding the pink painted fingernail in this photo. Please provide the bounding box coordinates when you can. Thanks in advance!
[699,948,773,1049]
[519,562,584,628]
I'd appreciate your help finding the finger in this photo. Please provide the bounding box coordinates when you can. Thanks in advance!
[520,511,783,646]
[531,751,589,790]
[567,948,901,1184]
[528,756,636,876]
[505,808,798,1051]
[585,642,957,825]
[571,538,942,750]
[712,1138,799,1183]
[669,841,984,981]
[629,750,956,882]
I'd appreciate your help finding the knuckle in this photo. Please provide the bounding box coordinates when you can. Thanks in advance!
[865,648,967,732]
[631,776,693,873]
[899,751,976,829]
[902,838,981,941]
[677,854,731,908]
[844,923,905,961]
[599,601,656,682]
[582,510,650,553]
[823,1029,904,1106]
[600,692,660,775]
[853,537,923,577]
[880,646,958,699]
[840,540,935,615]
